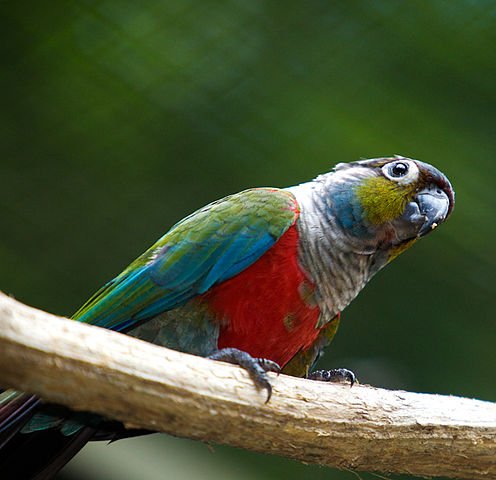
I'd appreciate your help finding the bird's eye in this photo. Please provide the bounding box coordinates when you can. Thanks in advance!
[381,158,419,184]
[390,162,409,177]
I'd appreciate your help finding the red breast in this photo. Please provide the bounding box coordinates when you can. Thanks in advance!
[204,226,321,367]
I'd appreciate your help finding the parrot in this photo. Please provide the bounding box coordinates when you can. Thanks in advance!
[0,156,454,479]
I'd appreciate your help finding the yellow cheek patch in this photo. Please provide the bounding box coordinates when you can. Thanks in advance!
[356,177,414,224]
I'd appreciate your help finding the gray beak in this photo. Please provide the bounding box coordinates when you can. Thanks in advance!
[393,185,451,241]
[416,185,451,236]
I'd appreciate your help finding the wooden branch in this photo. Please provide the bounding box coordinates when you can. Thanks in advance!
[0,292,495,479]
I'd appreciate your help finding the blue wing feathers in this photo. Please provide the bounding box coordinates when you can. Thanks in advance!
[73,189,298,333]
[204,232,275,289]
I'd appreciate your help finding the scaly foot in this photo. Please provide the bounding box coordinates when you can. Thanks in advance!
[307,368,356,387]
[208,348,280,402]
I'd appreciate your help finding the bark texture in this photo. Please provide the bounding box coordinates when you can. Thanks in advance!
[0,292,495,479]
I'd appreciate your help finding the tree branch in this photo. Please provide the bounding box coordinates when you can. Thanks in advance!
[0,292,495,479]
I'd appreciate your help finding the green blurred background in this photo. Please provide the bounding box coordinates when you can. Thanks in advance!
[1,1,495,479]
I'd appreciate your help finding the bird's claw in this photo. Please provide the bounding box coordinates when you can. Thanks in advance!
[208,348,280,402]
[307,368,357,387]
[256,358,281,375]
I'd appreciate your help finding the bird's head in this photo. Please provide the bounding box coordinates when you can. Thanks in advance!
[320,156,455,258]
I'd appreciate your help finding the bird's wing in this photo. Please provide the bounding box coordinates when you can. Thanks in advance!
[73,188,299,332]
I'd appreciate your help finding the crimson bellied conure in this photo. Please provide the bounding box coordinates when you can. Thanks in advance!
[0,156,454,478]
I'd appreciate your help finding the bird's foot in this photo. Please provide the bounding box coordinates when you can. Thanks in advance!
[208,348,280,402]
[307,368,357,387]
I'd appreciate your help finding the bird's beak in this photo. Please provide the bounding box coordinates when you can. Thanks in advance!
[415,185,451,237]
[392,185,452,241]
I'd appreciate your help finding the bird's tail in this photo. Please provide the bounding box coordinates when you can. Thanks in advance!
[0,389,95,479]
[0,389,153,479]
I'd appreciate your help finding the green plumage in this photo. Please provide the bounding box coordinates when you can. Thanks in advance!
[73,188,298,332]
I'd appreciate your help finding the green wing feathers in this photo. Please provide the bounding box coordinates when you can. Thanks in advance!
[72,188,299,332]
